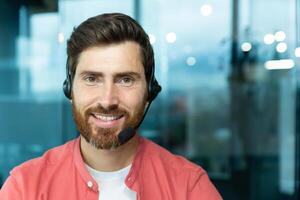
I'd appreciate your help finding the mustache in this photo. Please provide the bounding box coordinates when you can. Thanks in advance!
[85,104,128,116]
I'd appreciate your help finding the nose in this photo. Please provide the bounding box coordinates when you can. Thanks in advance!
[98,82,119,109]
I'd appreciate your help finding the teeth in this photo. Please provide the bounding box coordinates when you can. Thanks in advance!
[93,114,120,121]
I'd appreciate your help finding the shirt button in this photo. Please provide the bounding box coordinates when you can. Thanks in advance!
[87,181,93,188]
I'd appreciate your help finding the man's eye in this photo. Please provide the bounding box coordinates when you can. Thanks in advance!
[83,75,97,85]
[119,77,134,86]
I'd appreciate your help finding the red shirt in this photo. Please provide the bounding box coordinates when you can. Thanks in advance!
[0,136,222,199]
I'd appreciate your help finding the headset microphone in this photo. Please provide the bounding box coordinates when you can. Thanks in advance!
[118,128,135,145]
[117,89,160,145]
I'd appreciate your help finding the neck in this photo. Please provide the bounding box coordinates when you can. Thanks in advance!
[80,134,139,172]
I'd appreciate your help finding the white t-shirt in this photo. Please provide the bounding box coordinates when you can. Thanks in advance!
[85,164,136,200]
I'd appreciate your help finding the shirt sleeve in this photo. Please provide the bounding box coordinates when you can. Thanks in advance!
[188,172,223,200]
[0,175,22,199]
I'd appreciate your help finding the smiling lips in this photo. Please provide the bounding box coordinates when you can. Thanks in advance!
[90,112,124,128]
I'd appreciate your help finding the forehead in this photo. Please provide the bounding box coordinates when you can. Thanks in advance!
[76,41,144,75]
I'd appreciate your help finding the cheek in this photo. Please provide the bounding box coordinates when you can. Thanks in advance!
[122,90,147,112]
[72,91,92,114]
[72,82,97,109]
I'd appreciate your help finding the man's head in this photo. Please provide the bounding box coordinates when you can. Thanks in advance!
[65,13,154,95]
[65,13,160,150]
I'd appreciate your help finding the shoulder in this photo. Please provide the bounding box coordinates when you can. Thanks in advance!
[141,138,222,199]
[0,138,80,199]
[142,137,207,178]
[10,138,77,180]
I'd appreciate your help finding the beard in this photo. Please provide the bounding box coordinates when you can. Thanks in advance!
[72,101,146,150]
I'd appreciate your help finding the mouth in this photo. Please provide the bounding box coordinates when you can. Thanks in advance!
[90,112,124,128]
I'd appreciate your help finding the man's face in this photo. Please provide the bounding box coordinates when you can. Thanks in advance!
[71,41,148,150]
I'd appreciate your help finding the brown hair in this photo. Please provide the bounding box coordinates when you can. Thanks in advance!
[66,13,154,84]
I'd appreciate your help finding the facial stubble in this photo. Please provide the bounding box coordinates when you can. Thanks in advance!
[72,100,146,150]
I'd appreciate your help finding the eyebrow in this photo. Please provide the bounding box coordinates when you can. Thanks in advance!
[114,72,142,79]
[79,71,103,77]
[78,70,142,79]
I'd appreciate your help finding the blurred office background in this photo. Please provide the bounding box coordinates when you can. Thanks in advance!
[0,0,299,199]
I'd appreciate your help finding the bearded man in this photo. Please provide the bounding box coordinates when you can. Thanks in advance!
[0,13,222,200]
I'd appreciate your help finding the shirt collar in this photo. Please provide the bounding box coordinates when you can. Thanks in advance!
[73,136,146,192]
[73,137,99,192]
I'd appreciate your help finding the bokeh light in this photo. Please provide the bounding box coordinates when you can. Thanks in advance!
[57,32,65,43]
[166,32,177,43]
[186,56,197,66]
[241,42,252,52]
[276,42,287,53]
[294,47,300,57]
[200,4,213,16]
[149,34,156,44]
[274,31,286,42]
[264,33,275,45]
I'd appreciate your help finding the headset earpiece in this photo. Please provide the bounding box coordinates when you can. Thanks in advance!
[63,78,71,99]
[148,78,161,101]
[63,60,72,100]
[147,59,162,101]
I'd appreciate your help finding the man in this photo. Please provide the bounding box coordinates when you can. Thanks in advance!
[0,13,222,199]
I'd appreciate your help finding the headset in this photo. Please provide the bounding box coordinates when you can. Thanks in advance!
[63,58,72,100]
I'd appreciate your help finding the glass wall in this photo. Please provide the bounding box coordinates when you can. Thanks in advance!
[0,0,299,199]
